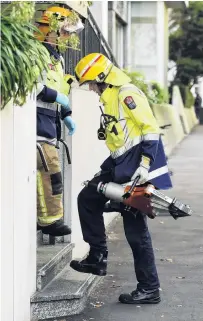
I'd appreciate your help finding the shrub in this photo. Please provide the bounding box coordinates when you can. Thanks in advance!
[1,2,48,108]
[125,70,168,106]
[179,84,195,108]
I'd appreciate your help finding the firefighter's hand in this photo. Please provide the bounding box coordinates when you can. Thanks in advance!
[131,166,149,185]
[64,116,76,135]
[131,155,151,185]
[56,93,71,111]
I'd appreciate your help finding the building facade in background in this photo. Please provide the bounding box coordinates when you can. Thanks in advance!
[90,1,187,89]
[1,2,191,321]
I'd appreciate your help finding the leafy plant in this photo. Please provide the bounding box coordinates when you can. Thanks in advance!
[125,71,149,98]
[150,81,168,105]
[47,10,81,52]
[4,1,35,23]
[1,2,48,108]
[125,70,168,106]
[179,84,195,108]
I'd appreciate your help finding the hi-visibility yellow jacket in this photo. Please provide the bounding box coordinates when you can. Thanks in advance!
[99,83,172,189]
[35,43,73,140]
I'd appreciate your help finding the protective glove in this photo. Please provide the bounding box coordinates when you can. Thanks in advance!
[56,93,71,111]
[131,155,151,185]
[63,116,76,136]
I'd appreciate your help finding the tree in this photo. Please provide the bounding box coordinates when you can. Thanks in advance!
[169,1,203,87]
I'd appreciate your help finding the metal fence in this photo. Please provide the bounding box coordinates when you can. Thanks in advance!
[64,9,118,75]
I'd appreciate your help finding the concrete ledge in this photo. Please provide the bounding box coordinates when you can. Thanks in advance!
[184,107,199,132]
[172,86,191,134]
[152,103,185,156]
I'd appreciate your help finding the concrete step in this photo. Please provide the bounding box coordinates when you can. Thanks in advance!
[37,230,64,247]
[37,243,74,291]
[37,231,43,247]
[31,266,100,320]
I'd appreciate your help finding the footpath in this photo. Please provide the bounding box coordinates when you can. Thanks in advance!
[67,126,203,321]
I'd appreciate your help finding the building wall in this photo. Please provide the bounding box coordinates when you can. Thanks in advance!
[90,1,108,41]
[90,1,171,89]
[68,84,118,258]
[1,95,37,321]
[108,1,130,69]
[130,1,168,88]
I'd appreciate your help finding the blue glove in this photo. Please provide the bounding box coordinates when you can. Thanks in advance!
[64,116,76,136]
[56,93,70,111]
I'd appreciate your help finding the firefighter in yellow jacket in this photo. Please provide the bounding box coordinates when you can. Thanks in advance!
[35,6,83,236]
[70,53,172,304]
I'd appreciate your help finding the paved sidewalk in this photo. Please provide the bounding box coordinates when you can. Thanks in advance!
[67,126,203,321]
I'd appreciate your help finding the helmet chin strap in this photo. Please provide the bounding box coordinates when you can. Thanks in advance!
[97,83,109,95]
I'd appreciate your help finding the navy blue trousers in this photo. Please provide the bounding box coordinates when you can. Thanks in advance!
[77,171,160,290]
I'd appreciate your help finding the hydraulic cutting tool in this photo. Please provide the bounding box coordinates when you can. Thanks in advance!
[83,179,192,220]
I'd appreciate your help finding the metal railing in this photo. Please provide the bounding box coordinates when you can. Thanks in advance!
[64,9,118,75]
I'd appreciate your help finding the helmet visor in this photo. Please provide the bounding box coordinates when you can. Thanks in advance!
[60,18,84,34]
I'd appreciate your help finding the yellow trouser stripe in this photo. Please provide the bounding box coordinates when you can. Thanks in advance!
[37,170,48,217]
[38,213,63,225]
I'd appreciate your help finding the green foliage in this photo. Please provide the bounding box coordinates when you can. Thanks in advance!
[125,71,149,96]
[150,81,168,105]
[169,2,203,86]
[125,70,168,106]
[57,33,80,52]
[11,1,35,22]
[179,85,195,108]
[47,10,81,52]
[1,2,48,108]
[68,33,80,50]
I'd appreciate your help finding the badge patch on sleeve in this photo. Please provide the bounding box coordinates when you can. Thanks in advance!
[124,96,136,110]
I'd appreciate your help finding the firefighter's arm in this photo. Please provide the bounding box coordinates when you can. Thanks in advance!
[36,84,57,103]
[35,68,73,108]
[34,67,57,103]
[36,80,70,108]
[120,91,160,165]
[60,74,75,120]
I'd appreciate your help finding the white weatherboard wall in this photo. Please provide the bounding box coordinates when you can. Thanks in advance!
[1,96,36,321]
[70,86,117,258]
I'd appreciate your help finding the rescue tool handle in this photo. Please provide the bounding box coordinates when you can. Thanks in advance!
[59,139,71,164]
[122,175,141,199]
[37,143,49,172]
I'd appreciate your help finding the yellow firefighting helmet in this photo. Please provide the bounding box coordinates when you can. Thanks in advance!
[75,53,131,86]
[36,7,71,24]
[35,6,84,41]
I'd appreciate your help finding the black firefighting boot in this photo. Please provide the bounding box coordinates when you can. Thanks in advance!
[119,288,161,304]
[37,219,71,236]
[70,249,108,276]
